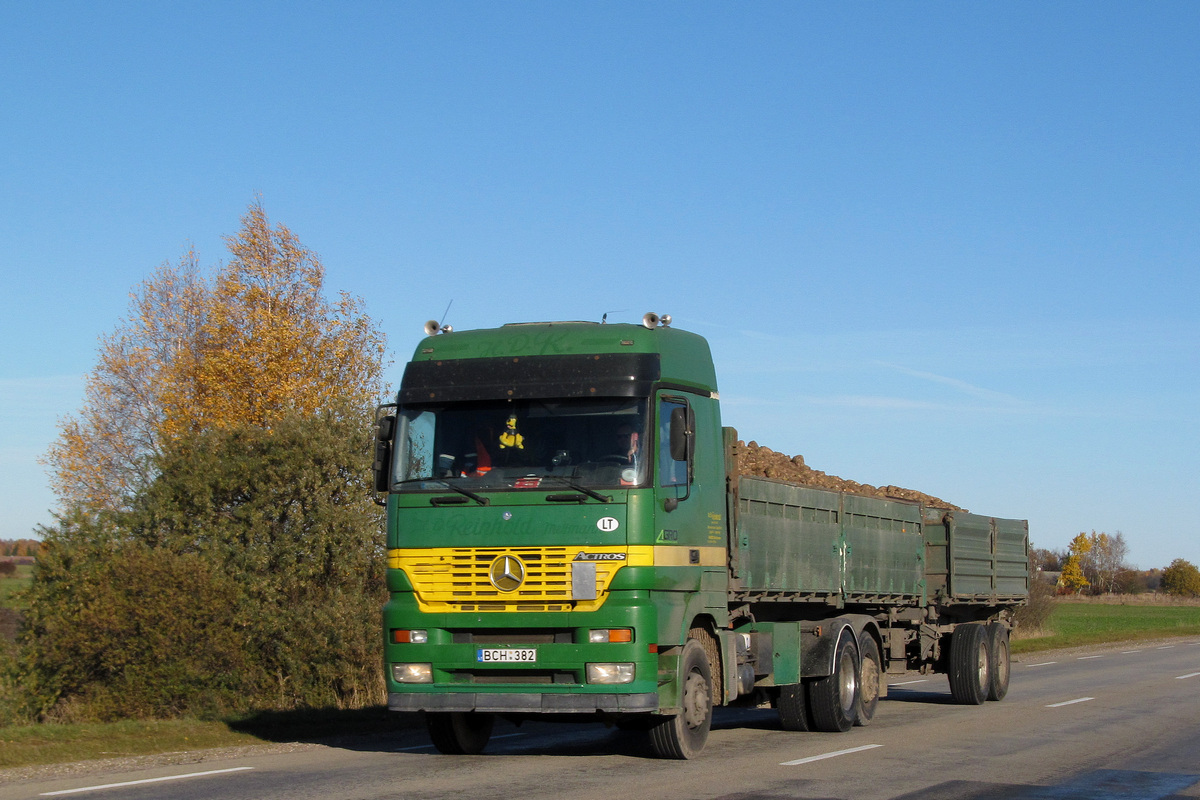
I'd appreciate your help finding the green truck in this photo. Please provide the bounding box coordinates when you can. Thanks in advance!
[374,316,1029,759]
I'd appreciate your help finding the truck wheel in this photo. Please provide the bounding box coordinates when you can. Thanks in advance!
[809,628,859,733]
[948,622,991,705]
[986,622,1011,701]
[778,683,813,731]
[854,632,881,726]
[426,711,494,755]
[649,638,712,759]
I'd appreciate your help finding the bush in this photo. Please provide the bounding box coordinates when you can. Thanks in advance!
[1014,574,1056,634]
[22,539,245,721]
[17,411,386,721]
[1161,559,1200,598]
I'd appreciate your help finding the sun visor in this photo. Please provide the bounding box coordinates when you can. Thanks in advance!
[399,353,661,404]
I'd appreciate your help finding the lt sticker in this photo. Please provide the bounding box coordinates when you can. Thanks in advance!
[597,517,620,532]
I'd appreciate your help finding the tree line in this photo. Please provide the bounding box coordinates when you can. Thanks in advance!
[1030,530,1200,597]
[0,540,42,558]
[1,202,390,724]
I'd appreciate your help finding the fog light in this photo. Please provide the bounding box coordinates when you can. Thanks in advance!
[588,628,633,643]
[587,663,635,684]
[391,663,433,683]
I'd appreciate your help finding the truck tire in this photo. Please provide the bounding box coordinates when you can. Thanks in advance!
[809,628,859,733]
[778,683,813,731]
[948,622,991,705]
[854,632,881,726]
[426,711,494,755]
[986,622,1011,701]
[649,638,712,759]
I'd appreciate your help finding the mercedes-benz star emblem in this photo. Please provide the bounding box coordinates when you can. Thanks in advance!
[489,554,525,592]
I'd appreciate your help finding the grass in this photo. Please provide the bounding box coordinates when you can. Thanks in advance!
[0,707,413,772]
[0,718,262,770]
[1012,599,1200,653]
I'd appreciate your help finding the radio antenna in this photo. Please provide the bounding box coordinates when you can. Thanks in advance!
[439,300,453,327]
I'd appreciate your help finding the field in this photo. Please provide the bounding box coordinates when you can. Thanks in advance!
[0,563,33,609]
[1012,597,1200,653]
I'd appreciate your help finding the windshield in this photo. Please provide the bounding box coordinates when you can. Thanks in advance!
[392,398,649,491]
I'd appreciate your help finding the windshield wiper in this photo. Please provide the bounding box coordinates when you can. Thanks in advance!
[396,478,489,506]
[542,477,611,504]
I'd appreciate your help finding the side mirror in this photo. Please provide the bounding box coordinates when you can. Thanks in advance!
[373,415,396,496]
[669,407,689,462]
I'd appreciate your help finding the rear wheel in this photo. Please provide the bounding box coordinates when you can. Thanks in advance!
[809,629,859,732]
[649,638,713,759]
[854,632,882,726]
[426,712,494,755]
[986,622,1011,701]
[778,683,813,731]
[948,623,991,705]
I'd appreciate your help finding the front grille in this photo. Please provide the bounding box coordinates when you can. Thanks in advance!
[390,547,626,613]
[452,630,573,644]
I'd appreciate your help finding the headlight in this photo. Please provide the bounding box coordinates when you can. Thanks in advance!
[391,663,433,683]
[586,663,635,684]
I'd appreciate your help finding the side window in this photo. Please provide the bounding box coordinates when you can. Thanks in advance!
[658,398,688,487]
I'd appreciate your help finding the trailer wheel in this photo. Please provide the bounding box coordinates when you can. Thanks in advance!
[854,632,881,726]
[809,628,859,733]
[948,622,991,705]
[649,638,713,759]
[778,683,813,731]
[426,711,494,755]
[986,622,1011,701]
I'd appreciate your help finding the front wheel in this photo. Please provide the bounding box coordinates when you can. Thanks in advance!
[809,629,859,733]
[649,638,713,759]
[426,711,494,755]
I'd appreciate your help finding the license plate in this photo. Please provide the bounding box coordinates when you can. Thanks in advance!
[477,648,537,663]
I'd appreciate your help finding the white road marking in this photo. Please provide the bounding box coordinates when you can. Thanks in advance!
[887,679,928,686]
[1156,645,1176,650]
[1046,697,1094,708]
[1077,655,1103,660]
[1120,650,1142,654]
[40,767,254,796]
[1176,672,1200,680]
[781,744,882,766]
[1025,661,1057,667]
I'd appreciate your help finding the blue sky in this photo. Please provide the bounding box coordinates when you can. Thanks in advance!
[2,3,1197,570]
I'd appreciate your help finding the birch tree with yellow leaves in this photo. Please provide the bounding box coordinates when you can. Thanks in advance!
[44,201,388,513]
[1057,532,1092,594]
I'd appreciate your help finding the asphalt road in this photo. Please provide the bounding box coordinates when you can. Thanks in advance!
[5,638,1199,800]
